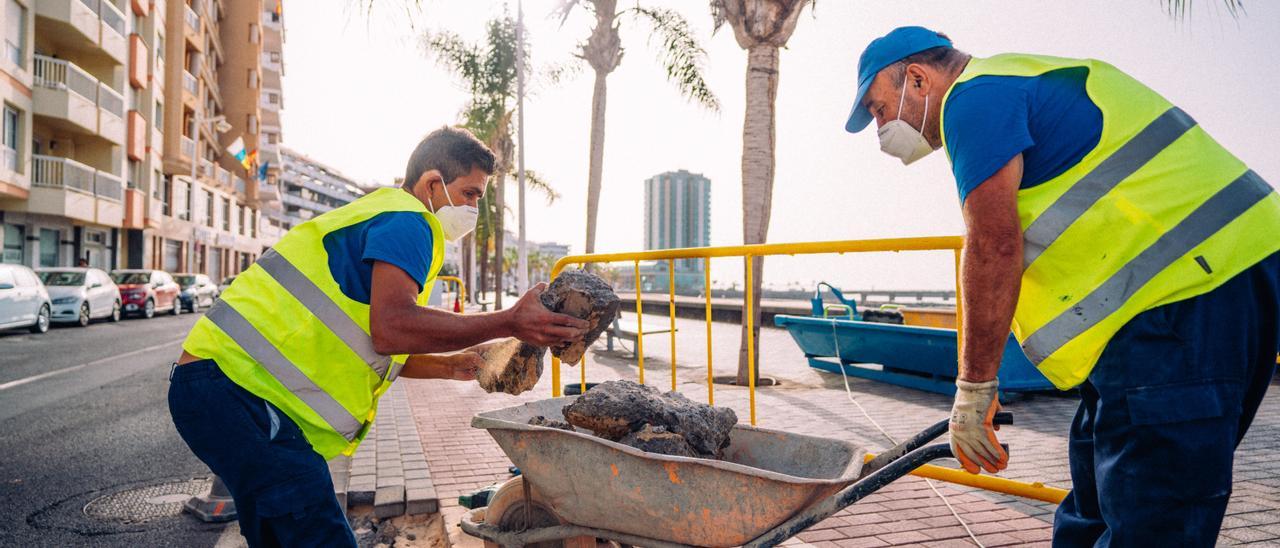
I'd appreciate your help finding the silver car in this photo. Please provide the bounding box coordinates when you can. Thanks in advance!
[37,267,122,326]
[0,264,52,334]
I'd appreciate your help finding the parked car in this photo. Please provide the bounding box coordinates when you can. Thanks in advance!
[175,273,218,312]
[110,269,181,319]
[37,267,121,326]
[0,264,51,334]
[218,275,236,295]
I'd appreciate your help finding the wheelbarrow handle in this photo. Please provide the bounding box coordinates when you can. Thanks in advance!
[746,440,1010,548]
[861,412,1012,478]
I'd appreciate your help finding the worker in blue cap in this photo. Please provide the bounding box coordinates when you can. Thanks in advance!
[845,26,1280,546]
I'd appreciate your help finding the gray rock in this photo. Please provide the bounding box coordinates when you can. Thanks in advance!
[539,270,621,364]
[618,424,697,458]
[561,380,737,458]
[527,415,575,431]
[475,338,546,396]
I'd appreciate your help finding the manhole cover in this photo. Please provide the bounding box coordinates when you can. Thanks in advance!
[82,478,211,524]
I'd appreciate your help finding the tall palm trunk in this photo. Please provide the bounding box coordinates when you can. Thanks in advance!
[584,70,608,255]
[581,0,621,255]
[479,239,490,305]
[462,233,474,304]
[736,44,779,385]
[493,169,506,309]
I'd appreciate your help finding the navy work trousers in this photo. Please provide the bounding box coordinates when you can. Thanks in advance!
[1053,253,1279,547]
[168,359,357,548]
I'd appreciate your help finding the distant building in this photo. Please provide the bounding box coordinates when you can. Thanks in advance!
[643,169,710,293]
[267,147,364,232]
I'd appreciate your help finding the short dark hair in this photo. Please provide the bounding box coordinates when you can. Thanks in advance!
[888,40,969,88]
[402,126,496,190]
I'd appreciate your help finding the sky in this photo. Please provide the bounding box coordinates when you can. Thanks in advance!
[280,0,1280,292]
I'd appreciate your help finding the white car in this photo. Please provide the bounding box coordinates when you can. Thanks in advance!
[37,267,121,326]
[0,264,52,334]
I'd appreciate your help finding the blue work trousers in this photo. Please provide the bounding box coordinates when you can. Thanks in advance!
[168,359,357,548]
[1053,253,1279,547]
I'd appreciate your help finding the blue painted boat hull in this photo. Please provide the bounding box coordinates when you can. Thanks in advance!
[774,315,1056,396]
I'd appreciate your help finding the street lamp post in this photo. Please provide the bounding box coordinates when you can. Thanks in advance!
[515,0,529,294]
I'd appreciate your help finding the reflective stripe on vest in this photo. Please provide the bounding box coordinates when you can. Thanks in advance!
[205,302,363,440]
[1021,170,1273,363]
[1022,107,1197,268]
[255,249,393,377]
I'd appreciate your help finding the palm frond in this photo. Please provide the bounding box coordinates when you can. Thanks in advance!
[629,7,721,112]
[1161,0,1246,19]
[522,170,561,203]
[553,0,586,27]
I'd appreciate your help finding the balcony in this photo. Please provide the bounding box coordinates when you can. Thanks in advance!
[96,82,125,144]
[233,176,245,196]
[97,0,127,64]
[199,158,214,181]
[126,110,145,160]
[281,191,335,214]
[181,70,198,107]
[257,181,280,202]
[34,0,100,55]
[146,192,163,227]
[216,165,231,188]
[183,4,202,48]
[28,155,124,226]
[33,55,99,135]
[180,135,195,159]
[123,187,146,229]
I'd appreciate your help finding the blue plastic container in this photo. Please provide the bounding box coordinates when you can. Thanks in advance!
[774,315,1055,397]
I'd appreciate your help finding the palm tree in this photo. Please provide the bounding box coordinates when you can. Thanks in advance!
[710,0,811,385]
[554,0,720,256]
[1160,0,1245,18]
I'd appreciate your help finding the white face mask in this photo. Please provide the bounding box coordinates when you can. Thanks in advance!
[427,182,480,242]
[877,74,935,165]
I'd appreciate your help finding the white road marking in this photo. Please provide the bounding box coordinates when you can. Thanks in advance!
[0,337,186,391]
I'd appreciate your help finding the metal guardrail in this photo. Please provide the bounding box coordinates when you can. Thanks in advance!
[33,55,98,102]
[437,276,467,314]
[546,237,1068,505]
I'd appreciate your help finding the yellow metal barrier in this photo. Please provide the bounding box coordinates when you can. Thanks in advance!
[546,236,1067,504]
[437,275,467,314]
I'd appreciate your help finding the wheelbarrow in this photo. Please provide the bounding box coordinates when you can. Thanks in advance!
[460,396,1011,547]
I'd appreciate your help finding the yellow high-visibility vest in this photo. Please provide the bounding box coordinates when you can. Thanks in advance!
[183,187,445,458]
[940,54,1280,389]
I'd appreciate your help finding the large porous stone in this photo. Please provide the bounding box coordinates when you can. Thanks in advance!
[527,415,575,431]
[561,380,737,458]
[618,425,697,458]
[539,270,620,365]
[475,338,546,396]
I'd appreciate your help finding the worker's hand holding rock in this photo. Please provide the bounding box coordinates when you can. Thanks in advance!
[949,379,1008,474]
[507,283,590,347]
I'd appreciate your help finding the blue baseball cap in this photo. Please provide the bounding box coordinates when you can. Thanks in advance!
[845,26,953,133]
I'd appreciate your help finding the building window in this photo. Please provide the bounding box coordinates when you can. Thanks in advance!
[249,209,257,237]
[246,114,257,134]
[2,104,18,172]
[269,51,280,63]
[221,197,230,231]
[206,191,215,227]
[267,92,278,105]
[266,132,278,145]
[127,160,140,189]
[154,100,163,129]
[156,171,170,215]
[5,0,25,69]
[249,23,259,43]
[247,69,258,89]
[156,33,164,62]
[3,224,23,263]
[38,229,58,267]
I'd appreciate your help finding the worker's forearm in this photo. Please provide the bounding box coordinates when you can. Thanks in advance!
[372,306,512,356]
[958,235,1022,382]
[398,354,457,379]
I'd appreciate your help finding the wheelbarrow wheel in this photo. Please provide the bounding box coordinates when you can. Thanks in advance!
[483,476,595,548]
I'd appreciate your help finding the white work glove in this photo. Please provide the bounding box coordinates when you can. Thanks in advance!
[949,379,1009,474]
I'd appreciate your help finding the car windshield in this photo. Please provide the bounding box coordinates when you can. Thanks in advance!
[175,275,197,287]
[39,272,86,286]
[112,272,152,285]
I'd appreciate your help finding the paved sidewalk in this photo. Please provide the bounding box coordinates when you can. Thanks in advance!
[402,313,1280,546]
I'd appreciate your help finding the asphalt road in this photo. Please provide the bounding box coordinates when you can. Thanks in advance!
[0,309,233,547]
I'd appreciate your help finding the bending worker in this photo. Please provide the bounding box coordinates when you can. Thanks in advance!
[845,27,1279,546]
[168,126,588,546]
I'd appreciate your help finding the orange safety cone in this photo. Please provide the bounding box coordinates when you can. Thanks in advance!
[183,474,237,522]
[453,294,462,313]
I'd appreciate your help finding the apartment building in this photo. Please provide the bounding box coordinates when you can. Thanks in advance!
[0,0,283,282]
[270,146,363,233]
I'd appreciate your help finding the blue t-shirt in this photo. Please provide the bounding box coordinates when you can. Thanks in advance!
[942,67,1102,204]
[322,211,433,304]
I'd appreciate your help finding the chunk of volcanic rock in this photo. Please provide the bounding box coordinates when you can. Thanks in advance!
[475,338,546,396]
[527,416,575,431]
[561,380,737,458]
[539,270,620,365]
[618,424,697,458]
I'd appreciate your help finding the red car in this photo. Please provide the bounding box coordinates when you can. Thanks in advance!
[110,269,182,319]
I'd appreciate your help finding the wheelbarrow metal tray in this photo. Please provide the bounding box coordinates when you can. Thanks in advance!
[472,397,867,547]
